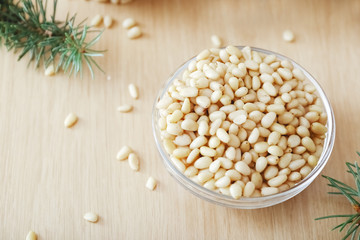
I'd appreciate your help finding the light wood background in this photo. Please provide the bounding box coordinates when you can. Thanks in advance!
[1,0,359,239]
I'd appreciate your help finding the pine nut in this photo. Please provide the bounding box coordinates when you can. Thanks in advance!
[278,153,292,168]
[116,145,133,160]
[289,159,306,171]
[225,169,242,181]
[194,157,212,169]
[311,122,327,135]
[255,156,267,172]
[171,157,186,172]
[91,14,103,27]
[264,166,279,180]
[146,177,157,190]
[288,172,301,181]
[243,182,255,197]
[300,165,312,178]
[235,161,251,176]
[64,113,78,128]
[230,182,243,199]
[215,176,231,188]
[122,18,136,29]
[261,112,276,128]
[184,166,198,177]
[45,65,55,76]
[189,136,208,149]
[104,16,113,28]
[128,153,140,171]
[251,172,263,189]
[128,83,139,99]
[254,142,269,154]
[84,212,99,223]
[181,119,198,131]
[268,174,287,187]
[26,231,37,240]
[282,30,295,42]
[200,146,216,157]
[302,136,316,152]
[198,170,214,183]
[127,26,142,39]
[267,146,284,157]
[261,187,279,196]
[216,128,230,143]
[117,104,133,113]
[211,35,222,47]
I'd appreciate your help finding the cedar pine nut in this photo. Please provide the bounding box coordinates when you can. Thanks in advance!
[282,30,295,42]
[261,187,279,196]
[267,146,284,157]
[122,18,136,29]
[255,157,268,172]
[127,26,142,39]
[264,166,279,180]
[84,212,99,223]
[104,16,113,28]
[116,145,133,160]
[268,174,287,187]
[45,65,55,76]
[91,14,103,26]
[261,112,276,128]
[64,113,78,128]
[184,166,198,177]
[26,231,37,240]
[128,153,140,171]
[243,182,255,197]
[289,159,306,171]
[194,157,212,169]
[146,177,157,190]
[226,169,242,181]
[215,176,231,188]
[230,183,243,199]
[235,161,251,176]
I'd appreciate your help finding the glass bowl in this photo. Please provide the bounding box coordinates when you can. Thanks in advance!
[152,46,335,209]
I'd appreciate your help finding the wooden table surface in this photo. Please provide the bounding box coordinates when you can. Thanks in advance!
[1,0,360,239]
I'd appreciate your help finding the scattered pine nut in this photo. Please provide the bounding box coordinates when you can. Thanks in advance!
[116,145,133,160]
[64,113,78,128]
[91,14,103,27]
[83,212,99,223]
[110,0,120,3]
[122,18,136,29]
[103,16,113,28]
[282,30,295,42]
[44,65,55,76]
[127,26,142,39]
[26,231,37,240]
[117,104,133,113]
[211,35,222,48]
[128,153,140,171]
[146,176,157,190]
[128,83,139,99]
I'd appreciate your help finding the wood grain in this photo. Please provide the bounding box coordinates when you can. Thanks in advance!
[0,0,359,239]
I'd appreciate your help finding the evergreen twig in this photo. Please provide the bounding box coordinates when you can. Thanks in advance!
[316,155,360,240]
[0,0,105,78]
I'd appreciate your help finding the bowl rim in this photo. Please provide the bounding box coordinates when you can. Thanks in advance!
[152,46,336,208]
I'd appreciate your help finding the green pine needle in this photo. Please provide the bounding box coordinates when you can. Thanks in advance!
[0,0,105,78]
[316,156,360,240]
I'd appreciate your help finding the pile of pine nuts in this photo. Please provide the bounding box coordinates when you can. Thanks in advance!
[156,46,327,199]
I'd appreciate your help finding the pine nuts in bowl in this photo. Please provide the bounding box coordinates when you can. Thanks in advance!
[152,46,335,209]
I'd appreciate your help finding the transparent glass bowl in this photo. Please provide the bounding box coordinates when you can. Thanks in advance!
[152,46,335,209]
